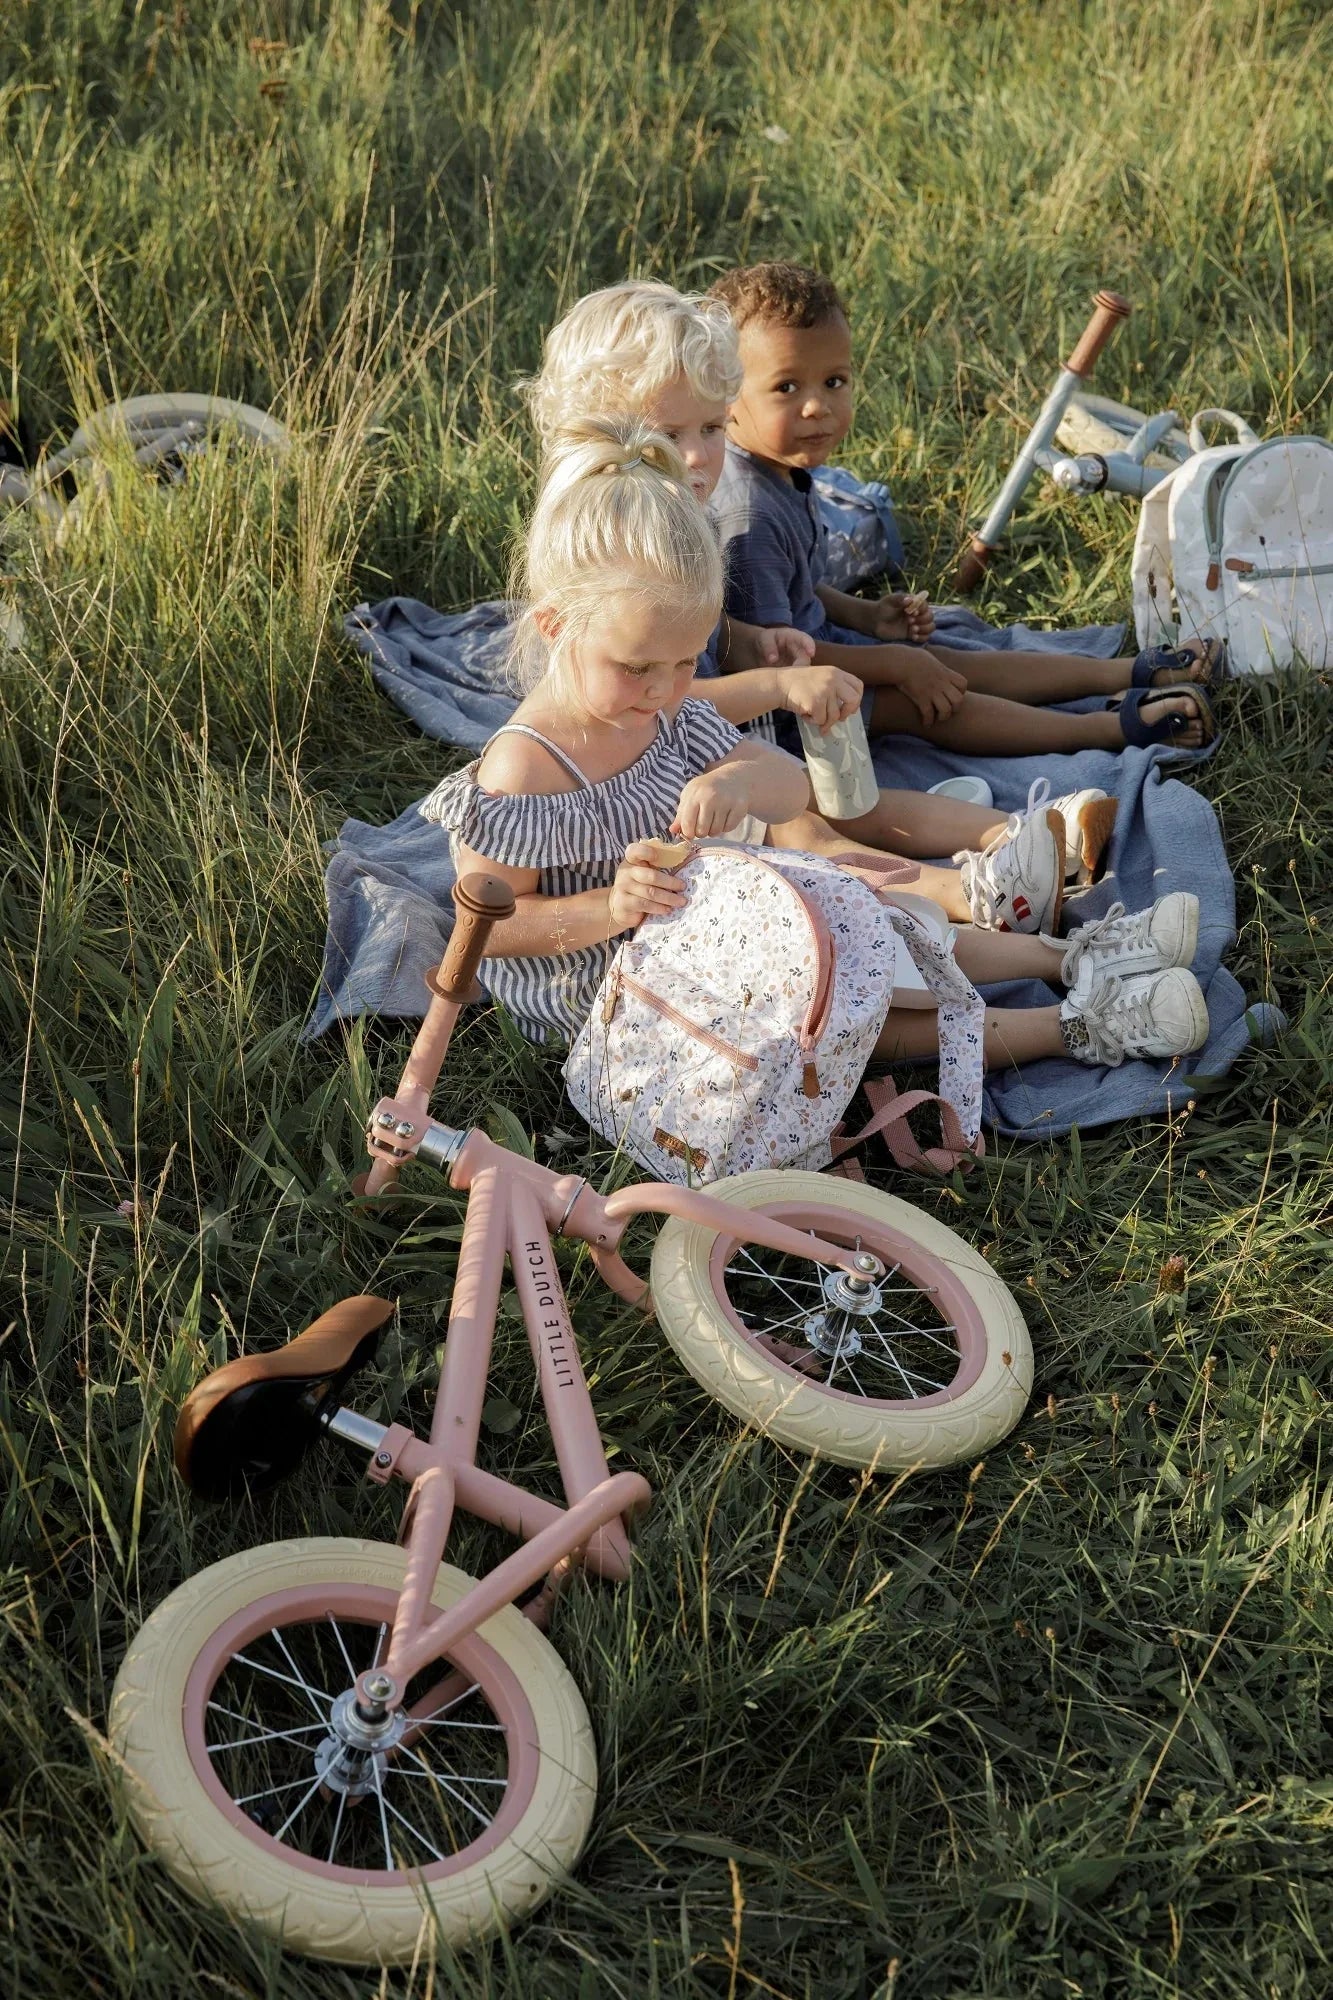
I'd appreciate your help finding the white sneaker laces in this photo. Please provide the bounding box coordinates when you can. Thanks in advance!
[956,777,1052,926]
[1070,973,1156,1065]
[1057,900,1151,983]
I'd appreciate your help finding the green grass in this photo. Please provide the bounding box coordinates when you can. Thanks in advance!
[2,1,1332,1994]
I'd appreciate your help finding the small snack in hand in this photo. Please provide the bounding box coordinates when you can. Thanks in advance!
[638,835,694,871]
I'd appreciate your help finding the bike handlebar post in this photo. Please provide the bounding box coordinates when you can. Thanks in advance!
[402,874,517,1097]
[953,289,1132,593]
[362,875,516,1194]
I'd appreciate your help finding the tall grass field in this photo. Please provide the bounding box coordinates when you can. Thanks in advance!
[2,3,1331,1995]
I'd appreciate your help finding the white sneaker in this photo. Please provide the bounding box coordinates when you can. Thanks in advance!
[1046,785,1117,883]
[1060,966,1209,1066]
[955,781,1064,934]
[1057,894,1200,991]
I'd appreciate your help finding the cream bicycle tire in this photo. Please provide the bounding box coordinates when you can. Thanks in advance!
[109,1538,596,1965]
[650,1170,1032,1470]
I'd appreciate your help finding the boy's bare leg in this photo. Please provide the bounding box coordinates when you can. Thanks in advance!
[876,1003,1065,1068]
[957,651,1130,702]
[950,643,1216,706]
[868,686,1207,753]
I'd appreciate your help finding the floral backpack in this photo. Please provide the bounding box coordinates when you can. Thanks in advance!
[564,843,985,1184]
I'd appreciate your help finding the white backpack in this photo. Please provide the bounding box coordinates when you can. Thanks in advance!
[1132,421,1333,676]
[564,844,984,1183]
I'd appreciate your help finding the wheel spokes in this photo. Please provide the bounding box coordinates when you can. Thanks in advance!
[724,1232,961,1404]
[379,1783,447,1864]
[230,1648,333,1713]
[206,1614,510,1877]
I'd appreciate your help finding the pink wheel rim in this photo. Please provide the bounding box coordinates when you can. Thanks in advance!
[181,1583,543,1883]
[708,1201,991,1409]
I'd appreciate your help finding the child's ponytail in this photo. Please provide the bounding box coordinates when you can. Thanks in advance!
[510,414,723,692]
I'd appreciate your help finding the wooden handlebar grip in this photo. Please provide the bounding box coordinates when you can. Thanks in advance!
[434,874,517,1002]
[953,536,996,594]
[1065,290,1131,378]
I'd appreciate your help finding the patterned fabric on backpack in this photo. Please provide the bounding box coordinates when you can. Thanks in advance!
[564,844,984,1184]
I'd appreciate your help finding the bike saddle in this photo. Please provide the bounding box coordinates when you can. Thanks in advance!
[174,1294,395,1501]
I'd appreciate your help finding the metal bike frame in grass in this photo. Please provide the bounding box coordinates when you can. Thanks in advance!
[336,874,877,1723]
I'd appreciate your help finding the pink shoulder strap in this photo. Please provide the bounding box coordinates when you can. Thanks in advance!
[831,1075,985,1176]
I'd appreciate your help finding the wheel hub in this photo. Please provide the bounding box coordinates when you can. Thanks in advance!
[802,1257,884,1359]
[315,1688,409,1799]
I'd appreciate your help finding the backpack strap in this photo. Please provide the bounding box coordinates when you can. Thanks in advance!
[831,1075,985,1176]
[824,858,988,1171]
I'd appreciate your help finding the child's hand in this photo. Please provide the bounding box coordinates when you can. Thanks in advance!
[673,762,755,837]
[756,623,817,669]
[609,841,691,931]
[893,651,968,725]
[725,620,816,673]
[778,662,863,733]
[873,591,936,643]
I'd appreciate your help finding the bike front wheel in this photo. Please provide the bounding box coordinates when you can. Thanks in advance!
[109,1538,596,1964]
[650,1170,1032,1470]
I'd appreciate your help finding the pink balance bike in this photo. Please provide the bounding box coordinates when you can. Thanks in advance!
[109,876,1032,1966]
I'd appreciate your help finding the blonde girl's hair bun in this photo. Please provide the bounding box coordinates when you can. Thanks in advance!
[509,413,723,691]
[635,435,680,478]
[536,412,692,499]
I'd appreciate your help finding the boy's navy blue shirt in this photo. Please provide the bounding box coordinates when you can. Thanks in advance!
[711,441,832,638]
[710,441,878,738]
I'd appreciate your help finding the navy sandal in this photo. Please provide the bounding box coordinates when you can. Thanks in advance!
[1131,636,1227,692]
[1117,682,1218,749]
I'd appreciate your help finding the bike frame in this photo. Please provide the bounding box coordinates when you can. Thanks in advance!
[336,876,874,1722]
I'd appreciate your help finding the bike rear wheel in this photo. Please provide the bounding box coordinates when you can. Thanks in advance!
[109,1538,596,1964]
[650,1170,1032,1470]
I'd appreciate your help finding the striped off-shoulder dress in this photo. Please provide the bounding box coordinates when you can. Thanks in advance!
[419,698,742,1044]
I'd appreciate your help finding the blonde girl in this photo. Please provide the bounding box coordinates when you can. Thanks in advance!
[421,418,1212,1076]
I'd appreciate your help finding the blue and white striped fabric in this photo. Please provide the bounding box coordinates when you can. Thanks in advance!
[418,700,741,1043]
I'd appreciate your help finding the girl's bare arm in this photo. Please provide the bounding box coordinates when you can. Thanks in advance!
[450,842,690,957]
[674,740,811,836]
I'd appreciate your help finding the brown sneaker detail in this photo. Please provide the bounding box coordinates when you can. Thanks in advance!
[1073,796,1118,883]
[1045,811,1067,932]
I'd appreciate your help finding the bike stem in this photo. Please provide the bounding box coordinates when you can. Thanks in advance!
[954,288,1131,591]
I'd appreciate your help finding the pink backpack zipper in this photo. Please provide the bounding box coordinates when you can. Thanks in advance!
[613,971,761,1071]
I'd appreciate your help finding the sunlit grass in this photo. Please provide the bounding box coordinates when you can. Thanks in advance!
[1,2,1331,1995]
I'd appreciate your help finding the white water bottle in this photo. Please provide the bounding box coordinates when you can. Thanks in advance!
[796,709,880,820]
